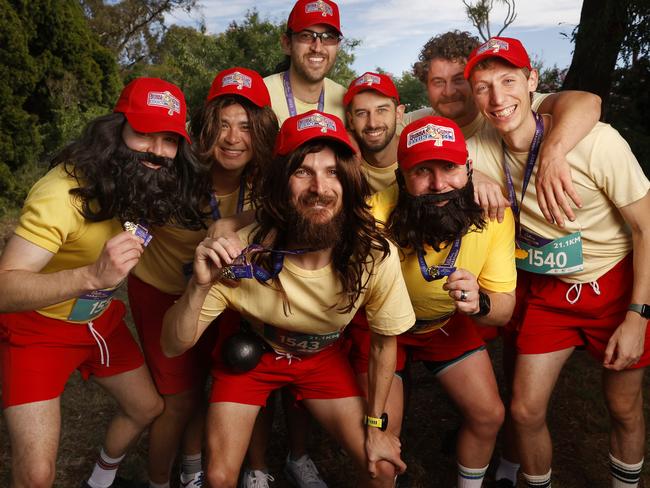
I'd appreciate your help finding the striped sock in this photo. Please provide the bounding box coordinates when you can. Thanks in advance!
[86,448,125,488]
[523,469,552,488]
[610,453,643,487]
[457,462,489,488]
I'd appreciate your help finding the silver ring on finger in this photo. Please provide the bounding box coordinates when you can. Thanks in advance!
[460,290,468,302]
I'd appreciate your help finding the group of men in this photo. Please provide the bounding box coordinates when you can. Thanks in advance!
[1,1,648,488]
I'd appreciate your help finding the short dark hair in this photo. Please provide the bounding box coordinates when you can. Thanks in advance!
[413,30,480,84]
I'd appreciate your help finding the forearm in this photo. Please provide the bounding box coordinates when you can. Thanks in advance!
[366,332,396,417]
[0,266,97,313]
[539,91,601,156]
[161,277,212,357]
[472,290,516,327]
[207,209,255,239]
[628,226,650,326]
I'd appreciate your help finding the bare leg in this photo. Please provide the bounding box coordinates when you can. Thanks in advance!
[510,348,574,476]
[355,372,404,438]
[5,399,61,488]
[283,389,311,459]
[437,349,504,469]
[92,365,164,458]
[204,402,261,488]
[602,367,646,463]
[246,396,275,470]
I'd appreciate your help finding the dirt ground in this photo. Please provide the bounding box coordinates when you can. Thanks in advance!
[0,221,649,487]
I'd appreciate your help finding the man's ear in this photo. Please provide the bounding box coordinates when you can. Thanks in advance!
[528,68,539,93]
[281,34,292,56]
[396,104,406,123]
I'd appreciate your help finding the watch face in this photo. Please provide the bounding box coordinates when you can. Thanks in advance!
[642,304,650,319]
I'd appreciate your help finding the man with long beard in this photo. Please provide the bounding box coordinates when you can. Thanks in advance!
[0,78,203,488]
[348,116,517,488]
[264,0,346,124]
[162,110,416,488]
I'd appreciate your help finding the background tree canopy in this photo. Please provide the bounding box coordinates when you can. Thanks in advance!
[0,0,647,217]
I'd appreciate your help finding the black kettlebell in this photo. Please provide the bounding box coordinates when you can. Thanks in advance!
[222,331,265,373]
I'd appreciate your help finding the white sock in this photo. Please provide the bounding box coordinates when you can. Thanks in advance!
[86,448,125,488]
[181,452,202,476]
[457,462,488,488]
[523,469,552,488]
[495,456,520,483]
[610,453,643,488]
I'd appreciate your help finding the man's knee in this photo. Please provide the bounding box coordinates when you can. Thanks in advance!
[205,464,239,488]
[510,396,546,430]
[607,393,644,428]
[125,393,164,427]
[161,390,200,419]
[466,398,505,435]
[13,458,56,488]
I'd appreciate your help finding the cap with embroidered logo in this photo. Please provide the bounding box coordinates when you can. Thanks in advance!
[343,72,400,107]
[114,77,190,143]
[206,67,271,108]
[463,36,531,79]
[398,116,468,171]
[274,110,355,156]
[288,0,342,36]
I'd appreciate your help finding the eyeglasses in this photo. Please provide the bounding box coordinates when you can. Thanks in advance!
[292,29,342,46]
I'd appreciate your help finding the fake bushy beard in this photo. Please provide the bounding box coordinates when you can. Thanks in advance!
[111,143,182,225]
[286,191,346,249]
[389,179,485,253]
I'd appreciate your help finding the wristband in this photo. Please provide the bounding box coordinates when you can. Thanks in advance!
[363,413,388,431]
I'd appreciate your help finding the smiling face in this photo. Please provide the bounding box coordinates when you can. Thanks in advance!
[425,58,477,126]
[347,90,404,156]
[121,122,179,169]
[469,59,538,138]
[402,160,468,205]
[282,25,339,84]
[213,102,253,173]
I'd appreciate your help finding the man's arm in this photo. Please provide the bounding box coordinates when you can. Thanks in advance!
[536,90,601,226]
[365,332,406,477]
[443,269,515,326]
[161,236,240,357]
[472,169,510,223]
[0,232,143,312]
[604,191,650,371]
[206,210,255,240]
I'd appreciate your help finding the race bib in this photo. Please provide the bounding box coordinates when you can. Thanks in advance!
[516,227,583,275]
[67,289,115,322]
[262,325,340,354]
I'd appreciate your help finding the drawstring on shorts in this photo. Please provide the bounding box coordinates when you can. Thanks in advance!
[565,281,601,305]
[87,321,110,367]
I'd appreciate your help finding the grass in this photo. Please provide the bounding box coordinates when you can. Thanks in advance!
[0,217,649,487]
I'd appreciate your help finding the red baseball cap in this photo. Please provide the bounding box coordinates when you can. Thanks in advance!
[463,36,531,79]
[206,67,271,108]
[398,116,468,171]
[343,72,400,107]
[274,110,356,156]
[114,78,190,143]
[287,0,342,36]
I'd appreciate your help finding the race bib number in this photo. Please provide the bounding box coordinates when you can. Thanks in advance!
[263,325,340,354]
[67,289,115,322]
[516,227,583,275]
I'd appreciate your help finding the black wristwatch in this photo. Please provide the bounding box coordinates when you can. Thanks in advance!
[364,413,388,431]
[628,303,650,319]
[471,291,491,317]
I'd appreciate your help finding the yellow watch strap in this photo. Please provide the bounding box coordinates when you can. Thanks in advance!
[364,415,383,428]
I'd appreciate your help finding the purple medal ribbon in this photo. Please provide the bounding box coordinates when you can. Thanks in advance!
[209,182,246,221]
[221,244,313,282]
[502,111,545,219]
[417,237,461,282]
[282,70,325,117]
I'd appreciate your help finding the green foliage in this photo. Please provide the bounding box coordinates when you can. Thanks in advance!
[394,71,429,112]
[0,0,121,216]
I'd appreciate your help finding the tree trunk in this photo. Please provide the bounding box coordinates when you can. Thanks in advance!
[562,0,633,117]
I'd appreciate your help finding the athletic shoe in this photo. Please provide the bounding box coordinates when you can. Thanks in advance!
[284,454,327,488]
[239,469,275,488]
[181,470,205,487]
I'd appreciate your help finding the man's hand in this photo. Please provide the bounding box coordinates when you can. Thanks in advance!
[535,144,582,227]
[603,314,647,371]
[193,236,244,287]
[87,231,144,289]
[365,428,406,478]
[443,269,480,315]
[472,170,510,223]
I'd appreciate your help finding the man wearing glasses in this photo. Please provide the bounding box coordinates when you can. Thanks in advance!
[264,0,346,124]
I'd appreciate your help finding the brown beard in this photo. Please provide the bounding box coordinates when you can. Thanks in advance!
[388,173,486,252]
[286,192,345,249]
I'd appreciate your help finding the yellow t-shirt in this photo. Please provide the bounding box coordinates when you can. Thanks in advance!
[369,184,517,332]
[467,120,650,283]
[198,224,415,352]
[133,185,251,295]
[361,158,398,195]
[13,165,123,322]
[400,92,550,141]
[264,72,346,125]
